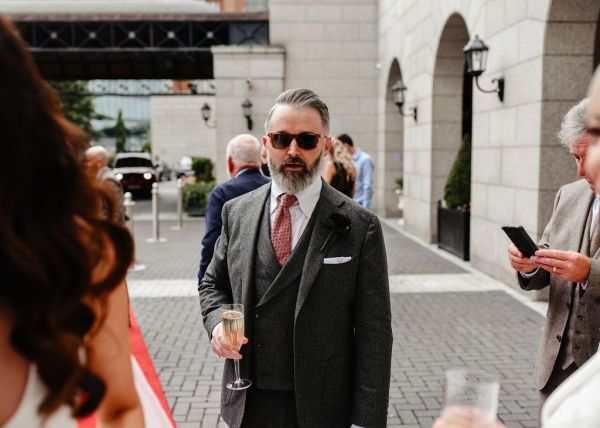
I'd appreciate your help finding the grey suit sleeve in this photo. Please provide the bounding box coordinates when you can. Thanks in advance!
[351,215,393,428]
[198,201,234,338]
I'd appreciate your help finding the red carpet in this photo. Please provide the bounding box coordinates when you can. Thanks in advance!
[78,309,175,427]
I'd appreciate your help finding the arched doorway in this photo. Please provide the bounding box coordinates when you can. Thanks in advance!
[431,13,471,259]
[538,0,600,229]
[380,58,404,217]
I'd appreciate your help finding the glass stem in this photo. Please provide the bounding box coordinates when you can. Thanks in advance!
[233,358,242,384]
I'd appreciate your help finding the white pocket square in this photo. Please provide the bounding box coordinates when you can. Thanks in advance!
[323,256,352,265]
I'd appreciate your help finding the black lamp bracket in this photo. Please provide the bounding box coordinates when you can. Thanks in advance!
[396,103,418,122]
[474,76,504,102]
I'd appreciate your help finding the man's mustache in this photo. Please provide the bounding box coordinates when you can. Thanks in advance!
[281,157,307,168]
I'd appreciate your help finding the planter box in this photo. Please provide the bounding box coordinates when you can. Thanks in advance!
[186,206,206,217]
[437,200,470,261]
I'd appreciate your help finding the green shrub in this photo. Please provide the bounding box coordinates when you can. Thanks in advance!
[183,181,215,212]
[191,157,214,182]
[395,177,403,192]
[443,134,471,210]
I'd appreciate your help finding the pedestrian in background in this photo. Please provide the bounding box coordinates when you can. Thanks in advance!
[85,144,126,224]
[0,15,142,427]
[323,137,356,198]
[197,134,269,281]
[338,133,375,209]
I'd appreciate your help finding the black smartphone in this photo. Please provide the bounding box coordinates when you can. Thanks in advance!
[502,226,539,258]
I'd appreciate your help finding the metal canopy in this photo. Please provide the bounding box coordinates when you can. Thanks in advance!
[12,14,268,79]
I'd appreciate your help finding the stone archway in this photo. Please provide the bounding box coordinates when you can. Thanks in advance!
[431,13,471,245]
[538,0,600,230]
[379,58,404,217]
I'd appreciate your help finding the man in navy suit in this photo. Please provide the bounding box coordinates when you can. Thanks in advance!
[198,134,270,281]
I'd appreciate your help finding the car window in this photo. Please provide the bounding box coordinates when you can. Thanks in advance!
[114,157,153,168]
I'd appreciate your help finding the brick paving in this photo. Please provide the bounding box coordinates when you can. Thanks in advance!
[127,185,544,427]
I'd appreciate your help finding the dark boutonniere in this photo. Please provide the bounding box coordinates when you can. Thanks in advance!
[319,212,351,252]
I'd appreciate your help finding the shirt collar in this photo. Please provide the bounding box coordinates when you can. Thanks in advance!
[270,177,322,219]
[235,168,251,178]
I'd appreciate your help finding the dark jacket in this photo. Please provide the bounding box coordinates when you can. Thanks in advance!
[198,168,269,281]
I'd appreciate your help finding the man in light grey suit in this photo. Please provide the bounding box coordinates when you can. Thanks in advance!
[508,98,600,407]
[199,88,392,427]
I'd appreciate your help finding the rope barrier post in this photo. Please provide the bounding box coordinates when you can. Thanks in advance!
[124,192,146,271]
[172,178,184,230]
[147,182,167,243]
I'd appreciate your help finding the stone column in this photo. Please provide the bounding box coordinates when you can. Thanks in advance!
[212,45,285,183]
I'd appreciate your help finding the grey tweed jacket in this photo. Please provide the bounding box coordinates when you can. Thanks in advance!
[518,179,600,390]
[199,180,393,428]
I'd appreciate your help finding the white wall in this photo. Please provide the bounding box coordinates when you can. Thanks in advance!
[212,45,285,183]
[150,95,217,169]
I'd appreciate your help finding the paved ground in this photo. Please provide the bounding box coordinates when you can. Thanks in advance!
[127,181,545,427]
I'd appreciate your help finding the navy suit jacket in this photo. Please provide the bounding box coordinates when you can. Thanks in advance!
[198,168,269,281]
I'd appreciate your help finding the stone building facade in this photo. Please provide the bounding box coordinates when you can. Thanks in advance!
[377,0,599,287]
[151,0,599,291]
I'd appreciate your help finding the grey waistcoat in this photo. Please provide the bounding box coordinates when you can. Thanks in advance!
[560,206,593,369]
[251,197,315,391]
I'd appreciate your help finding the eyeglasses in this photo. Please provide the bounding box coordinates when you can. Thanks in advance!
[268,132,327,150]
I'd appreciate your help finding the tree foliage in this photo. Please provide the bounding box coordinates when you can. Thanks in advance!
[113,110,129,153]
[443,134,471,210]
[49,80,104,140]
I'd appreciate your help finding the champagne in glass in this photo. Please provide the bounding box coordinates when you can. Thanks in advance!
[219,304,251,390]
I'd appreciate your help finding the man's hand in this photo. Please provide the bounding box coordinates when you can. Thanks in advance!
[531,249,591,283]
[507,244,537,273]
[210,323,248,360]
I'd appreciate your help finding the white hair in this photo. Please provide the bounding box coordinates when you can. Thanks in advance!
[85,145,109,166]
[558,98,590,149]
[226,134,262,166]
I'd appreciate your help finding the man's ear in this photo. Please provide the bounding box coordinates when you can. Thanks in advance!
[324,136,332,156]
[226,156,235,175]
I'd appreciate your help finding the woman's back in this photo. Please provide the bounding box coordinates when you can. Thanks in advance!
[330,159,354,198]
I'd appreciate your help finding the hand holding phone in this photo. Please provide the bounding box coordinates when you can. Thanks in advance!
[502,226,539,258]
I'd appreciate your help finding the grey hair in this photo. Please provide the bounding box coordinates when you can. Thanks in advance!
[226,134,262,166]
[86,145,109,165]
[558,98,589,149]
[264,88,330,133]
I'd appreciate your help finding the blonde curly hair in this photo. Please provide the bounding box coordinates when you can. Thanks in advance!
[330,138,356,182]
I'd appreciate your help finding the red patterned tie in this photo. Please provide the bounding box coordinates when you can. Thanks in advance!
[272,193,297,266]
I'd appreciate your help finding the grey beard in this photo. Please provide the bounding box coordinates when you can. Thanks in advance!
[269,152,325,195]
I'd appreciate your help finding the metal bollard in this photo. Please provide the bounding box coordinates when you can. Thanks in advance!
[124,192,146,271]
[172,178,184,230]
[147,182,167,243]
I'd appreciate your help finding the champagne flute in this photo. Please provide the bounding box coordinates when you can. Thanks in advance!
[220,304,251,390]
[440,369,499,428]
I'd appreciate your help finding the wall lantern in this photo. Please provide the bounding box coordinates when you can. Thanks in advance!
[242,98,253,131]
[463,35,504,102]
[390,79,417,122]
[201,102,215,128]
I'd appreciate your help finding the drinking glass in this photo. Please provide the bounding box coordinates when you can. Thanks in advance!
[219,304,251,390]
[440,369,500,428]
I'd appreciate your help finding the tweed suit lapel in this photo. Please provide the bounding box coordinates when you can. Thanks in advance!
[294,182,345,320]
[238,184,271,309]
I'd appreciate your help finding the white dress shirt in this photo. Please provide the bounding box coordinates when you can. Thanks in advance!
[270,177,322,249]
